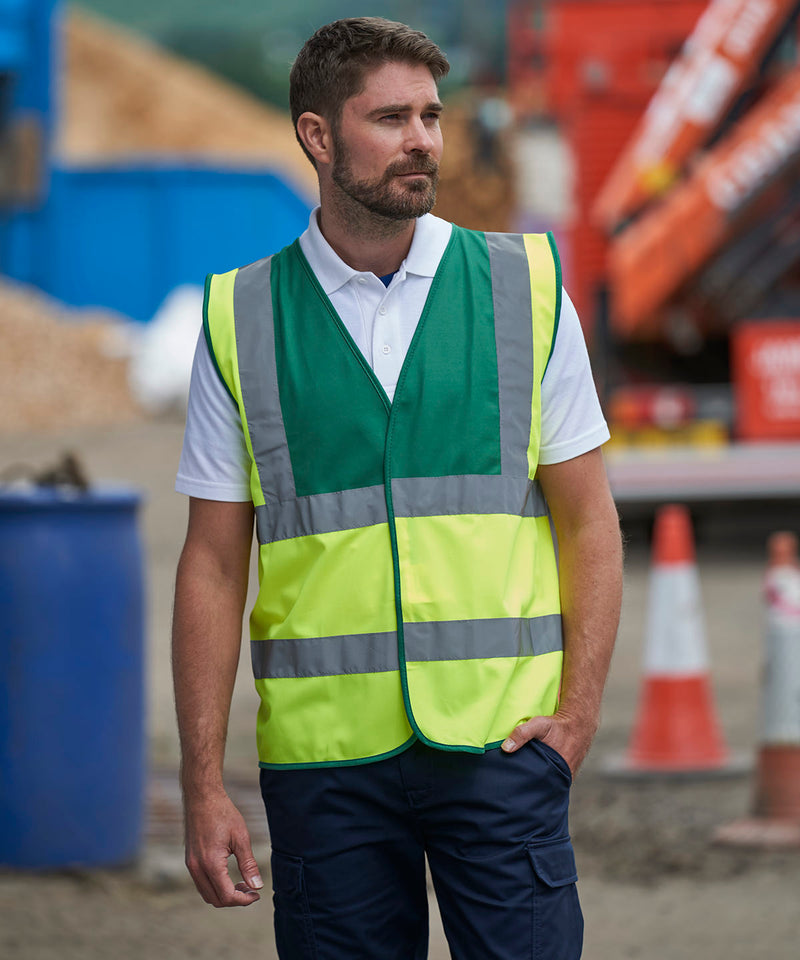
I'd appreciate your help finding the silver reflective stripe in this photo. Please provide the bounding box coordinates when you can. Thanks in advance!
[404,615,562,662]
[252,631,398,680]
[485,233,535,479]
[251,615,561,679]
[254,484,387,545]
[234,259,296,522]
[253,475,548,545]
[392,475,547,521]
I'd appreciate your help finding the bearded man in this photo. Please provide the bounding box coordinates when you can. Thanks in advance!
[173,17,622,960]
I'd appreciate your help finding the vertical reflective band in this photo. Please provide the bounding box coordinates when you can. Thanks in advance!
[485,232,535,480]
[234,259,296,508]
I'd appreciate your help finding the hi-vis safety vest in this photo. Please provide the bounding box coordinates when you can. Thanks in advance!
[204,226,564,768]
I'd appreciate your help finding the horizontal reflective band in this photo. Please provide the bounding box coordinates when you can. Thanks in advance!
[392,476,547,521]
[255,484,387,545]
[252,631,398,679]
[251,615,561,679]
[254,475,547,545]
[404,615,562,662]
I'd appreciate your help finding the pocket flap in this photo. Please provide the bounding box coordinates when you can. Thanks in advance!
[527,836,578,887]
[271,850,305,895]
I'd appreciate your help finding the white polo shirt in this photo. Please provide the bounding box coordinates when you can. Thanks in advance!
[176,210,609,501]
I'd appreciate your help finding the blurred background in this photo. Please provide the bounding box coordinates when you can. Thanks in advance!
[1,2,799,958]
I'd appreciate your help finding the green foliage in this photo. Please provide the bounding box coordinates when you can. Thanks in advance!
[160,26,292,110]
[72,1,510,110]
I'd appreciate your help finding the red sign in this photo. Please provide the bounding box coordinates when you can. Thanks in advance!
[733,321,800,440]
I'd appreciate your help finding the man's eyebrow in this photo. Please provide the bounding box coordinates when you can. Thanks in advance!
[366,101,444,118]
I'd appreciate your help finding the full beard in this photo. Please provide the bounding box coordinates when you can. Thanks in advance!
[332,150,440,221]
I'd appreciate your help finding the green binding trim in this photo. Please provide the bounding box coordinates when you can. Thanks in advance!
[202,273,239,409]
[259,734,417,770]
[544,232,562,380]
[257,736,507,770]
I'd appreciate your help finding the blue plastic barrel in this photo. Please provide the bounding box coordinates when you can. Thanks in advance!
[0,486,145,868]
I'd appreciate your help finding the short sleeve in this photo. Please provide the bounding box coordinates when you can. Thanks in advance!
[175,329,252,501]
[538,289,610,465]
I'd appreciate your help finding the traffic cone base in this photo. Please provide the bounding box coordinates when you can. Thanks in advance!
[713,817,800,849]
[754,746,800,820]
[605,504,742,778]
[627,674,729,770]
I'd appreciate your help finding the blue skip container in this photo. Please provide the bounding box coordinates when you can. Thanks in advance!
[0,486,145,868]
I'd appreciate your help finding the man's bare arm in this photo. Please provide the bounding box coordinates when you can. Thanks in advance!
[501,447,623,775]
[172,496,262,907]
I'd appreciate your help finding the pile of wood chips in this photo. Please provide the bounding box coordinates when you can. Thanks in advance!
[0,278,141,435]
[6,9,320,438]
[57,8,511,228]
[57,8,319,200]
[6,10,513,436]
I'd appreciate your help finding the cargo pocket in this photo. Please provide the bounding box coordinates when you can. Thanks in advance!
[271,850,318,959]
[527,836,584,960]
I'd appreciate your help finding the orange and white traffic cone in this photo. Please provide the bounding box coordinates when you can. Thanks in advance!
[608,503,740,776]
[715,532,800,848]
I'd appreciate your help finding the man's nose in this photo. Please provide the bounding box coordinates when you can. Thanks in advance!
[405,117,436,153]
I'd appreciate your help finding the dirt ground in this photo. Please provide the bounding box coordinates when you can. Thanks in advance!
[1,419,799,959]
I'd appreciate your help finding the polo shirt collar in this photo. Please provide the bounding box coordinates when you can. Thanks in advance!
[299,207,453,295]
[404,212,452,278]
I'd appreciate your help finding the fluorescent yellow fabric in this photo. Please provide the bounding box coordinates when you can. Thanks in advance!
[252,524,397,641]
[256,672,413,766]
[396,514,560,624]
[405,653,563,749]
[203,230,564,767]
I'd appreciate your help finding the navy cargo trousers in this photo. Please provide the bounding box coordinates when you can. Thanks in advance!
[259,737,583,960]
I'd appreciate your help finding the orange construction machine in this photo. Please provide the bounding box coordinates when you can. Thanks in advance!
[598,0,800,338]
[595,0,800,231]
[509,0,800,445]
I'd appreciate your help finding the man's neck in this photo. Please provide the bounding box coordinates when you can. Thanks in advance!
[317,192,417,276]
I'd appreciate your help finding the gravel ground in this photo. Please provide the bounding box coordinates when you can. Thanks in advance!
[1,420,799,959]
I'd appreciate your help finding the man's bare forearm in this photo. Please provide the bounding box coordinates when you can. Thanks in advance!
[502,449,623,772]
[551,503,623,752]
[172,498,262,907]
[172,541,249,796]
[172,498,253,792]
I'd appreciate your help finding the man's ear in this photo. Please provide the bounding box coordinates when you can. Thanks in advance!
[296,112,334,167]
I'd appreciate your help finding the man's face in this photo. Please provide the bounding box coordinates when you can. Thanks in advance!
[331,61,444,220]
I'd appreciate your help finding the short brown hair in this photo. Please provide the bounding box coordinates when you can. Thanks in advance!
[290,17,450,165]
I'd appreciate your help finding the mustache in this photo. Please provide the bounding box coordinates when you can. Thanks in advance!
[385,156,439,178]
